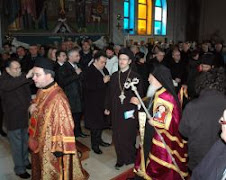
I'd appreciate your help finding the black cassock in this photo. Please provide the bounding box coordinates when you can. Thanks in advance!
[106,68,143,165]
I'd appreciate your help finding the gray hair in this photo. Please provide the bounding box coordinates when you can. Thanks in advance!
[67,47,81,58]
[43,69,55,78]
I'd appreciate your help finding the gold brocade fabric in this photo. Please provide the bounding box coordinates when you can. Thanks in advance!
[30,83,89,180]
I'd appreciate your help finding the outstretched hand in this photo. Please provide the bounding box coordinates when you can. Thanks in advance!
[148,117,154,126]
[130,97,140,105]
[104,109,110,115]
[26,68,34,79]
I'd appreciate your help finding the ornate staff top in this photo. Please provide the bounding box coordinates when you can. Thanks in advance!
[124,77,139,91]
[124,77,185,180]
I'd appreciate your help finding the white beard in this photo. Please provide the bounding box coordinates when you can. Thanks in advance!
[146,84,159,97]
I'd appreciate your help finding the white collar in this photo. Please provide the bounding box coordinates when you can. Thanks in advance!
[58,62,64,66]
[120,66,129,73]
[69,61,75,68]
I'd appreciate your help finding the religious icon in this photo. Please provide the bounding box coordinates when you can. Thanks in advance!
[153,105,167,124]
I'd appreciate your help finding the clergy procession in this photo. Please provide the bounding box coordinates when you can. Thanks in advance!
[0,38,226,180]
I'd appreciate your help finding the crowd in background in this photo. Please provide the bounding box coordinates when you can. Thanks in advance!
[0,37,226,179]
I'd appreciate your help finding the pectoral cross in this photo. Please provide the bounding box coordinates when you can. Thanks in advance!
[116,22,121,30]
[119,91,126,104]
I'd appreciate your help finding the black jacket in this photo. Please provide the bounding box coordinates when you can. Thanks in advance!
[84,64,109,129]
[0,73,31,130]
[179,89,226,170]
[187,58,200,98]
[192,139,226,180]
[58,61,83,113]
[54,62,63,84]
[79,51,93,71]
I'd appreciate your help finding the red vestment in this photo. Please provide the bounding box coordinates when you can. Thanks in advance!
[28,83,88,180]
[134,88,188,180]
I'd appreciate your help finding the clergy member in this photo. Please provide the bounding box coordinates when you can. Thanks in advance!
[105,48,143,170]
[134,64,188,180]
[28,57,88,180]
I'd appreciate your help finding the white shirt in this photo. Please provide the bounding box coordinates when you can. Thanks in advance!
[58,62,64,66]
[69,61,79,69]
[105,55,118,75]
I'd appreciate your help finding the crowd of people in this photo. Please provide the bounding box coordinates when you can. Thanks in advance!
[0,38,226,180]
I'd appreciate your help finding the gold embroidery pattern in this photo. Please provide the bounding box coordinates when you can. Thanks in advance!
[158,129,187,148]
[152,138,187,162]
[150,154,188,177]
[31,84,88,180]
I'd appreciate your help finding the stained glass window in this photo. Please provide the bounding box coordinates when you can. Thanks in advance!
[154,0,167,35]
[137,0,152,35]
[124,0,135,34]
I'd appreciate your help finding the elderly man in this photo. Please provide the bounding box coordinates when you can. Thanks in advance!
[58,48,88,138]
[28,57,88,180]
[134,64,188,180]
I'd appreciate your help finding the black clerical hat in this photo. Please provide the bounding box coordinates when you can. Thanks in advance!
[118,48,135,61]
[201,53,214,65]
[34,57,54,71]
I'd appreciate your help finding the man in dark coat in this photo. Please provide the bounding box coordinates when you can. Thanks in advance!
[168,49,187,93]
[135,52,149,94]
[79,40,93,71]
[191,110,226,180]
[0,60,32,179]
[214,42,225,68]
[58,48,88,138]
[16,46,30,73]
[105,48,143,169]
[186,50,200,99]
[181,42,191,67]
[84,51,111,154]
[147,49,167,67]
[54,50,67,84]
[179,68,226,173]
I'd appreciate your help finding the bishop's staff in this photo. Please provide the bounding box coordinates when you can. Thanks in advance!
[124,78,186,180]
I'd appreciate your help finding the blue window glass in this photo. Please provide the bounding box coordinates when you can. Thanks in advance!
[129,0,135,33]
[155,0,162,7]
[154,21,162,35]
[124,0,135,34]
[124,2,129,17]
[154,0,167,35]
[124,18,129,30]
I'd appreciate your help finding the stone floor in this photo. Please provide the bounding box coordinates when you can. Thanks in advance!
[0,128,135,180]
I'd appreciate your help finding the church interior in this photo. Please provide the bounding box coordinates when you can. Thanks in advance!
[0,0,226,180]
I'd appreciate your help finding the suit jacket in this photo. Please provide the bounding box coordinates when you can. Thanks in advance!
[79,50,93,71]
[58,61,83,113]
[54,62,63,84]
[84,64,109,129]
[192,139,226,180]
